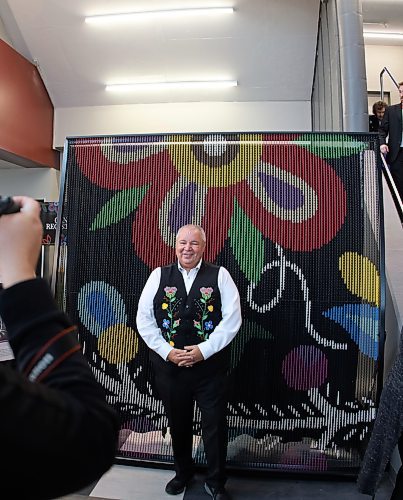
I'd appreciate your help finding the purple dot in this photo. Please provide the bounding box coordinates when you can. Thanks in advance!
[282,345,328,390]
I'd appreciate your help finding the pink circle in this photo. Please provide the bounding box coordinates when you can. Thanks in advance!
[282,345,328,390]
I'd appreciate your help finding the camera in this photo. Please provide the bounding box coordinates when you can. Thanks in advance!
[0,197,20,216]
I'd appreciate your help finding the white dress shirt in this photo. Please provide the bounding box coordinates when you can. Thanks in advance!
[136,260,242,361]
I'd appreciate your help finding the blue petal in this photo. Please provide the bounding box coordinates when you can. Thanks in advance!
[78,281,127,337]
[322,304,379,359]
[87,291,117,330]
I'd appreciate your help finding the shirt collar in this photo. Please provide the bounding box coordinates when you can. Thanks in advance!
[178,259,203,273]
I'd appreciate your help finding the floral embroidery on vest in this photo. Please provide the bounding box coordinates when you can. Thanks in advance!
[193,287,215,340]
[161,286,181,345]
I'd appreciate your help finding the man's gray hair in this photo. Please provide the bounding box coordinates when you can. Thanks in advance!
[176,224,206,243]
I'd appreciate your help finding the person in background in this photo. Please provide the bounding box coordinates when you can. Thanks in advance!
[0,196,119,500]
[369,100,388,132]
[136,224,242,500]
[379,82,403,202]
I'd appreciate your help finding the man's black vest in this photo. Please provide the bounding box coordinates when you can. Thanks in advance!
[153,262,222,349]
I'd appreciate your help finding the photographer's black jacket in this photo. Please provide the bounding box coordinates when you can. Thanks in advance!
[0,278,119,499]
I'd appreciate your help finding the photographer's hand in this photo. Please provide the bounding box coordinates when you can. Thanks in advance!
[0,196,43,289]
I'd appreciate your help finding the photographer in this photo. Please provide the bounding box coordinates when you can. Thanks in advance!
[0,196,119,499]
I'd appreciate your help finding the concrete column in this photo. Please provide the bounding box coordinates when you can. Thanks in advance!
[336,0,368,131]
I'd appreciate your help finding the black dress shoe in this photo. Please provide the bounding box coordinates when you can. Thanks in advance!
[204,482,231,499]
[165,476,191,495]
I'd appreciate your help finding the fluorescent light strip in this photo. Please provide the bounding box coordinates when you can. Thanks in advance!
[363,22,388,28]
[106,80,238,91]
[86,7,234,25]
[364,32,403,40]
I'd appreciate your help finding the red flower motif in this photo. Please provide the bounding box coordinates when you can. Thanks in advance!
[75,134,347,269]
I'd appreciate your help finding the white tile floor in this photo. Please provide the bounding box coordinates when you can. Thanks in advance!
[59,464,394,500]
[90,465,183,500]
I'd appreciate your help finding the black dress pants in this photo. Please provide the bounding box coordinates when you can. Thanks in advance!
[153,356,229,489]
[389,148,403,203]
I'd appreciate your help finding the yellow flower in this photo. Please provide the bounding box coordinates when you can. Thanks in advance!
[208,305,214,312]
[169,341,175,346]
[162,303,168,309]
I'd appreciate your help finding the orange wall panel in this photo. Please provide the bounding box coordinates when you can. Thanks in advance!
[0,39,58,168]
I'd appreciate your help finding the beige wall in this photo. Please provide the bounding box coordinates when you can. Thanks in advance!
[0,168,60,201]
[365,44,403,101]
[53,100,311,149]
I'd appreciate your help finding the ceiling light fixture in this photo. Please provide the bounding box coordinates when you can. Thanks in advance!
[363,22,388,28]
[106,80,238,92]
[85,7,234,25]
[363,32,403,40]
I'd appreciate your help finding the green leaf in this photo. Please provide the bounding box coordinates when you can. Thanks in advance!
[90,185,150,231]
[228,199,265,284]
[297,134,368,159]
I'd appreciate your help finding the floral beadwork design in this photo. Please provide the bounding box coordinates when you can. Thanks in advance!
[77,133,349,272]
[161,287,181,346]
[194,287,215,341]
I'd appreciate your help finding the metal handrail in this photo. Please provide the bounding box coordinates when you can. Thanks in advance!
[379,67,399,101]
[380,153,403,225]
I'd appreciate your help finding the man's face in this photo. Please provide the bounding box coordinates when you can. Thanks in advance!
[175,227,206,271]
[399,85,403,104]
[375,107,385,120]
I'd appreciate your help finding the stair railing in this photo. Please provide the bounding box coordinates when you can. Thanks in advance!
[379,67,399,100]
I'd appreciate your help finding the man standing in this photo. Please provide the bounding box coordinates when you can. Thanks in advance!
[369,100,387,132]
[379,81,403,202]
[136,224,242,500]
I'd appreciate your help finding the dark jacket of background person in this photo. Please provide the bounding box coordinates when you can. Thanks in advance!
[357,329,403,497]
[0,277,120,500]
[379,103,403,164]
[369,100,388,132]
[369,114,381,132]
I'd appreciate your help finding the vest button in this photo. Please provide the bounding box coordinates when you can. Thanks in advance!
[186,305,189,308]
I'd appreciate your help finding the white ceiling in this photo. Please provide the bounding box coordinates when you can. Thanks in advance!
[363,0,403,44]
[0,0,321,108]
[0,0,402,170]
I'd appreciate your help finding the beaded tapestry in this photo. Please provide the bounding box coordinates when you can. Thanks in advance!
[56,132,383,474]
